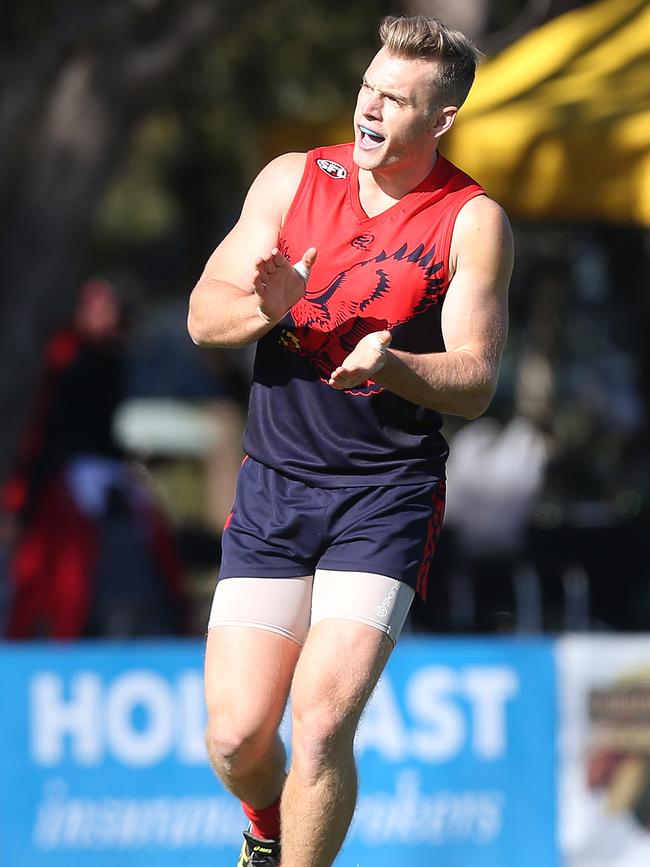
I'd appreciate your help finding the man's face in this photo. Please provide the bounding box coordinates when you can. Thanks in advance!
[353,48,442,174]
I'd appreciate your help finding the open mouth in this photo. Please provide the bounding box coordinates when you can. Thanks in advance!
[358,125,386,149]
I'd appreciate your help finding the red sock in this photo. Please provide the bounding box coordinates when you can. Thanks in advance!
[242,797,281,841]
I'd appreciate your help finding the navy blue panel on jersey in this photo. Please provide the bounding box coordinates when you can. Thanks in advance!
[219,457,446,600]
[244,318,450,488]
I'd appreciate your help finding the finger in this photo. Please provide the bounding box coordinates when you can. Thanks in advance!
[377,329,392,348]
[331,375,359,390]
[271,248,286,267]
[302,247,318,268]
[329,367,357,388]
[256,251,276,269]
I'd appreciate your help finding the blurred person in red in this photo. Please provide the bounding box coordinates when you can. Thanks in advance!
[1,277,190,639]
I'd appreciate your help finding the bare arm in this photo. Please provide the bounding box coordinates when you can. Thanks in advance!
[187,152,315,348]
[329,195,513,419]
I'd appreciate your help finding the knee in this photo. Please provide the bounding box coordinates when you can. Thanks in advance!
[205,711,274,774]
[291,699,356,776]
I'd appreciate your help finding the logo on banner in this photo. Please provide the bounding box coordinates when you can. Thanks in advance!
[588,673,650,829]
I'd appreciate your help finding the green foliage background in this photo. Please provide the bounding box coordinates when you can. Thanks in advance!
[94,0,393,295]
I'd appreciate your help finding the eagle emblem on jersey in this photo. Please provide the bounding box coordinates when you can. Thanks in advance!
[280,242,445,396]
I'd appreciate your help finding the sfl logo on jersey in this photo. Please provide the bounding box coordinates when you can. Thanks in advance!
[316,159,347,179]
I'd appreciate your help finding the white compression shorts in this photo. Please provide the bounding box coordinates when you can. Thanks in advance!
[207,569,415,646]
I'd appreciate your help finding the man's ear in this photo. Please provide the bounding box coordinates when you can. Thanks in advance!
[432,105,459,141]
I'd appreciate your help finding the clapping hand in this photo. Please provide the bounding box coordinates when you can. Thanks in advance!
[254,246,317,324]
[328,330,392,390]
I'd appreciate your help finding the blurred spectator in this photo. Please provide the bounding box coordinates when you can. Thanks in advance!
[124,299,250,534]
[441,407,551,633]
[1,278,190,639]
[445,413,550,561]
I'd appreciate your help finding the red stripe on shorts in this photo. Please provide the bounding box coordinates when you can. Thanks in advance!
[415,481,446,601]
[224,455,250,531]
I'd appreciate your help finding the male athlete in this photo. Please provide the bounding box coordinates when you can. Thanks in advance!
[188,15,512,867]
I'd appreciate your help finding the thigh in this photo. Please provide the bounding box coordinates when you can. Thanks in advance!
[290,617,393,738]
[205,624,301,737]
[205,575,314,734]
[311,569,414,645]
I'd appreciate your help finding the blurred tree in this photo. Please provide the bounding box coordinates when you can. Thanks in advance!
[93,0,393,283]
[0,0,266,482]
[0,0,393,483]
[406,0,594,53]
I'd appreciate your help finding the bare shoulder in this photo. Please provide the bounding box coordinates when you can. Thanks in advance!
[450,195,514,279]
[452,195,513,252]
[254,151,307,184]
[442,195,512,367]
[245,152,307,214]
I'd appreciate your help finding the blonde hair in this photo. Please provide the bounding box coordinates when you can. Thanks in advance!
[379,15,481,108]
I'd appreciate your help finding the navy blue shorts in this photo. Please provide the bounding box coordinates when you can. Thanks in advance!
[219,457,446,600]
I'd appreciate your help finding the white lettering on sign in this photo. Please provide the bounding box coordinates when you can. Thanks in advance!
[177,672,207,764]
[31,670,207,768]
[31,673,102,766]
[351,769,505,844]
[463,667,518,760]
[30,664,519,768]
[357,666,519,763]
[407,667,466,761]
[33,779,243,850]
[106,671,174,766]
[32,772,504,851]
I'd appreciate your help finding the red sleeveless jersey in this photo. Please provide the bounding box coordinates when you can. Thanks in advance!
[243,142,485,487]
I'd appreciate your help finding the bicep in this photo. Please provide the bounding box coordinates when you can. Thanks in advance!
[441,197,513,369]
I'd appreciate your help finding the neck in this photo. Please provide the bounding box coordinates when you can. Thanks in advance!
[357,151,438,216]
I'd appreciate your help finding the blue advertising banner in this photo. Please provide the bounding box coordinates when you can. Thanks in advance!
[347,639,558,867]
[0,639,558,867]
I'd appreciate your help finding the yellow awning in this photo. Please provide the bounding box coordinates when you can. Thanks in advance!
[441,0,650,225]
